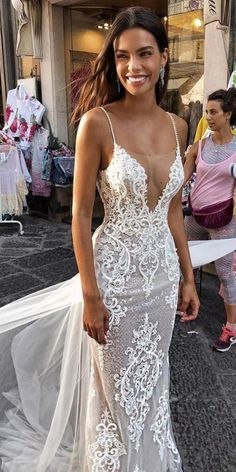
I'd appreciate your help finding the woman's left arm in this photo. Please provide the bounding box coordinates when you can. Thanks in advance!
[168,116,200,321]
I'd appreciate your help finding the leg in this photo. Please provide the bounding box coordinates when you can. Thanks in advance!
[210,218,236,351]
[184,215,208,242]
[224,302,236,323]
[183,215,208,296]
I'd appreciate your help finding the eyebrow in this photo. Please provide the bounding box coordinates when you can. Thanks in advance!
[115,46,155,53]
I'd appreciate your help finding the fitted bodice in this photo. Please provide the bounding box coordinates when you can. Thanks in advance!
[97,142,183,227]
[94,108,184,303]
[96,108,184,231]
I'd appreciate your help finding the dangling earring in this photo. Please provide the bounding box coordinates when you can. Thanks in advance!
[159,65,165,88]
[117,76,121,94]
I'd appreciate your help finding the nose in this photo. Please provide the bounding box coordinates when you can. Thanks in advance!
[128,55,141,72]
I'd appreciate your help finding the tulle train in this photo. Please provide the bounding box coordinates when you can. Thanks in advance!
[0,239,236,470]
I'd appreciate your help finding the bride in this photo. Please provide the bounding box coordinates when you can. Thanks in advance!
[0,6,236,472]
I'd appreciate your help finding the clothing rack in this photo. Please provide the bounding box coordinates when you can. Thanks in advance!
[0,216,24,235]
[0,143,24,235]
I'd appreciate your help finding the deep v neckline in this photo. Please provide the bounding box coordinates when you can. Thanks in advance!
[99,106,181,214]
[100,143,181,214]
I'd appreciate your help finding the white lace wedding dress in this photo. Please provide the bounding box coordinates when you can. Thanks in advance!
[1,108,236,472]
[87,109,184,472]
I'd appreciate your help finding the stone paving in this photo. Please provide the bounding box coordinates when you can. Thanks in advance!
[0,215,236,472]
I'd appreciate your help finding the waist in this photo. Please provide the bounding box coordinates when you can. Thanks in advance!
[94,218,169,241]
[190,183,235,209]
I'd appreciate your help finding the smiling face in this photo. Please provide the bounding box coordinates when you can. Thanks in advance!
[114,27,168,98]
[206,100,231,131]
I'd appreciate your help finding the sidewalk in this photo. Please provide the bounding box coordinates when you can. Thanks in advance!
[0,215,235,472]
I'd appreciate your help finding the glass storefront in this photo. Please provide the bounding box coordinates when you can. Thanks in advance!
[167,0,204,142]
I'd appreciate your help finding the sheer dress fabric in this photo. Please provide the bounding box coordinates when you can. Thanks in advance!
[1,109,236,471]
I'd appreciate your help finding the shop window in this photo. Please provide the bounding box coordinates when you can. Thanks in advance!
[168,3,204,142]
[169,37,179,62]
[196,39,204,60]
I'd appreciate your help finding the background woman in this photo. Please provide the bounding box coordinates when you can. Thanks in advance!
[184,88,236,352]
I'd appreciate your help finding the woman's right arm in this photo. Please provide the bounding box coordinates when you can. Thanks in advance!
[184,141,198,184]
[72,110,109,345]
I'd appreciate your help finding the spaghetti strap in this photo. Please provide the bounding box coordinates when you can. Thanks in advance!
[166,112,180,154]
[99,106,116,145]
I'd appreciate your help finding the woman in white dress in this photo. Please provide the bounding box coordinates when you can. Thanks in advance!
[0,6,201,471]
[71,6,199,471]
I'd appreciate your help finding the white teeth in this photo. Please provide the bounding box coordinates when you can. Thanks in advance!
[127,76,146,83]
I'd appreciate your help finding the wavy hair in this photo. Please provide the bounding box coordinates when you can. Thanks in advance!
[71,6,169,125]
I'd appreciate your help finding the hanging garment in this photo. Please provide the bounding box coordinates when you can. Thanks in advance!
[11,0,42,58]
[0,145,28,215]
[17,146,32,184]
[30,127,51,197]
[3,85,45,150]
[0,131,15,146]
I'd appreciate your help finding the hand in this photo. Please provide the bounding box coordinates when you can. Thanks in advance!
[178,280,200,322]
[83,296,109,345]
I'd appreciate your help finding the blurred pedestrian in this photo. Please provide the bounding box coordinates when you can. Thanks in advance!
[184,88,236,352]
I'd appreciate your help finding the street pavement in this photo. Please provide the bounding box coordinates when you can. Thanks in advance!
[0,215,235,472]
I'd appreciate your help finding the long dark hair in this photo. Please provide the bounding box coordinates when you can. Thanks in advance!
[72,6,169,125]
[208,87,236,126]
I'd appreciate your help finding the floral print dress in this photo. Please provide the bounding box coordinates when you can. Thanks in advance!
[3,84,45,150]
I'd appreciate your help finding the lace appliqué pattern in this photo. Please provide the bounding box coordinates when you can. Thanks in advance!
[165,283,179,310]
[164,232,180,284]
[88,408,126,471]
[114,313,164,451]
[151,390,181,468]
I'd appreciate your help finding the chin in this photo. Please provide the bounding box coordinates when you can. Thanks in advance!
[126,84,153,97]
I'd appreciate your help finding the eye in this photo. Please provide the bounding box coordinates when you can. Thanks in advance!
[116,53,128,59]
[140,51,152,57]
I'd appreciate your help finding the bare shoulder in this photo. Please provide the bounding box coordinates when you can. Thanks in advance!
[77,107,106,140]
[78,106,117,146]
[170,113,188,137]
